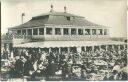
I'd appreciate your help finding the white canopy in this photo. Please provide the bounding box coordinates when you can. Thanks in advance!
[13,41,126,48]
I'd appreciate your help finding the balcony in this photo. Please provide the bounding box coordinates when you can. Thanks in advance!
[13,35,32,39]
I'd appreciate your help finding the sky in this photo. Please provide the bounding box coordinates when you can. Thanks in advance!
[1,0,127,37]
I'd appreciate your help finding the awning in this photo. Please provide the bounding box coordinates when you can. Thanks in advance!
[13,41,126,48]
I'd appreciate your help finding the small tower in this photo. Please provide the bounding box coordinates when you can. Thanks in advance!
[50,4,53,12]
[64,6,67,13]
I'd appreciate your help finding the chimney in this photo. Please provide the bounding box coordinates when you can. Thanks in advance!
[64,6,67,13]
[21,13,25,24]
[50,4,53,12]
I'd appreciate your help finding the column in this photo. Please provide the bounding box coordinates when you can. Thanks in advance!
[61,28,63,35]
[49,48,51,53]
[76,28,78,35]
[123,45,125,50]
[67,47,70,53]
[96,29,98,38]
[83,29,85,35]
[118,45,120,50]
[26,29,28,35]
[90,29,92,38]
[53,28,55,35]
[58,48,61,53]
[99,45,101,51]
[112,45,115,50]
[69,28,71,35]
[105,45,108,51]
[77,46,81,53]
[21,29,23,35]
[38,28,39,35]
[32,29,33,35]
[84,46,86,52]
[44,28,46,35]
[92,46,94,52]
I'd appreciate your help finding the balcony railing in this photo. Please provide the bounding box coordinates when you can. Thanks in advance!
[13,35,32,39]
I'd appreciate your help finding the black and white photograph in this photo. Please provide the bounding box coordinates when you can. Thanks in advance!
[1,0,128,81]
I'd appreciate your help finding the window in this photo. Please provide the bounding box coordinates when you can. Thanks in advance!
[46,28,52,35]
[92,29,97,35]
[78,29,83,35]
[71,28,76,35]
[33,28,38,35]
[85,29,90,35]
[22,29,26,35]
[63,28,69,35]
[39,28,44,35]
[67,17,70,21]
[17,30,21,35]
[104,29,107,35]
[28,29,32,35]
[98,29,103,35]
[55,28,61,35]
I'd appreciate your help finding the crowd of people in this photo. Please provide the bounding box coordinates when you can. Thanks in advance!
[1,46,128,81]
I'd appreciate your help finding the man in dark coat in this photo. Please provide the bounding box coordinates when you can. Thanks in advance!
[46,61,57,76]
[14,57,24,77]
[23,57,33,76]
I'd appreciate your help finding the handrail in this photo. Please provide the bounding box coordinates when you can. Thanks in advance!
[13,35,32,39]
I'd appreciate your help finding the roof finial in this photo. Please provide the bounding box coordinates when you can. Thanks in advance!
[50,4,53,12]
[64,5,67,13]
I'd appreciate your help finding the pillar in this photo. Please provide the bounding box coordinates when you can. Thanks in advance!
[90,29,92,38]
[58,47,61,53]
[69,28,71,35]
[26,29,28,35]
[76,28,78,35]
[112,45,115,50]
[92,46,94,52]
[67,47,70,53]
[118,45,120,50]
[21,29,23,35]
[38,28,39,35]
[32,29,33,35]
[61,28,63,35]
[44,28,46,35]
[77,46,81,53]
[53,28,55,35]
[84,46,86,52]
[105,45,108,51]
[123,45,125,50]
[99,45,101,51]
[49,48,51,53]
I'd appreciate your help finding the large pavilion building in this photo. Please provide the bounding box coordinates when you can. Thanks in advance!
[7,5,126,54]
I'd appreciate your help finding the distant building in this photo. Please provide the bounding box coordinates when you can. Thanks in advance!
[5,5,126,55]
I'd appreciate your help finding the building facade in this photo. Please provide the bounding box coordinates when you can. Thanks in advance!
[7,6,126,54]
